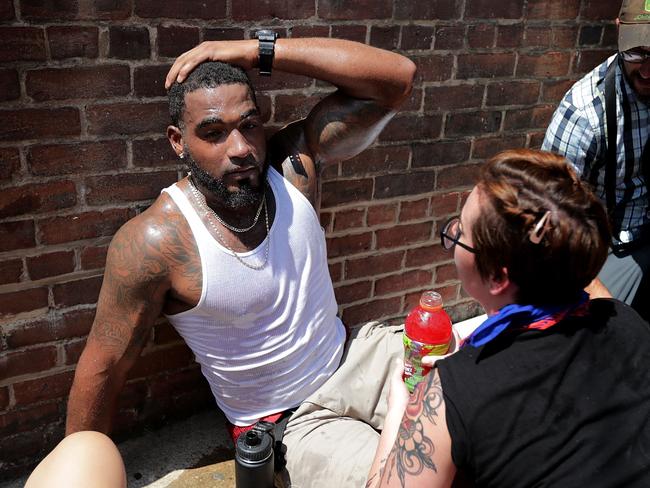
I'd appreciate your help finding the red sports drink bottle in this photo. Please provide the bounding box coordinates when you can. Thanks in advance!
[403,291,452,393]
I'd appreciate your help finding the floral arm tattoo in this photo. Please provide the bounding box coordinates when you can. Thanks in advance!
[384,372,445,487]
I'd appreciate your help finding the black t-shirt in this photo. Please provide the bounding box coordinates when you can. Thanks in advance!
[437,299,650,487]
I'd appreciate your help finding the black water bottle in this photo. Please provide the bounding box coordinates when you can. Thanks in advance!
[235,427,274,488]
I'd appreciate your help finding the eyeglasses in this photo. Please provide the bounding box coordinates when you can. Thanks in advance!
[440,217,478,254]
[620,49,650,63]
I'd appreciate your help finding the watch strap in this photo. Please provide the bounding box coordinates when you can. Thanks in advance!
[255,30,277,76]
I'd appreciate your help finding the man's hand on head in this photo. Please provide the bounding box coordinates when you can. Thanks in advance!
[165,40,258,89]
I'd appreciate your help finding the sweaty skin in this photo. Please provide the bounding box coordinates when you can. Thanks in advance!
[66,37,415,435]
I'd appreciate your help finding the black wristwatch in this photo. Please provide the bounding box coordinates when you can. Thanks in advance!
[255,30,278,76]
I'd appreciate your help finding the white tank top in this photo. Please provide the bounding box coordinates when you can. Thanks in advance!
[162,167,345,426]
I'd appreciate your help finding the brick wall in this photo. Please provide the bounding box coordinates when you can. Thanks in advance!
[0,0,616,479]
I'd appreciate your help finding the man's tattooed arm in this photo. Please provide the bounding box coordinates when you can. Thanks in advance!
[375,370,456,488]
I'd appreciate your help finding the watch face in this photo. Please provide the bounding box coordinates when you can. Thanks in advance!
[256,30,277,42]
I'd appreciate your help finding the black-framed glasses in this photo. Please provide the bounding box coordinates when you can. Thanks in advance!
[620,49,650,63]
[440,217,478,254]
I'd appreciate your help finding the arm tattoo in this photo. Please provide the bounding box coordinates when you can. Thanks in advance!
[386,372,444,487]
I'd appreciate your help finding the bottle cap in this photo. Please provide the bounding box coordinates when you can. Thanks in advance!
[236,429,273,462]
[420,291,443,311]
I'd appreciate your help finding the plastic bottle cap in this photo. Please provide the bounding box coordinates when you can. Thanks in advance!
[420,290,443,311]
[245,431,261,446]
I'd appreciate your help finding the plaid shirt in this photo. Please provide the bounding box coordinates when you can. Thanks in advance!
[542,54,649,243]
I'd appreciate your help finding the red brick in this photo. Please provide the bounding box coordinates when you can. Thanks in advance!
[553,26,579,48]
[542,79,576,103]
[28,140,127,176]
[465,0,523,19]
[85,171,177,205]
[330,25,367,43]
[321,178,373,208]
[0,27,46,62]
[527,0,580,19]
[153,321,183,345]
[109,26,150,59]
[26,250,75,280]
[274,94,323,123]
[436,163,482,190]
[602,24,617,47]
[457,53,516,79]
[0,147,20,181]
[39,208,133,245]
[157,25,200,58]
[0,0,14,19]
[132,138,178,169]
[47,26,98,59]
[0,386,9,409]
[134,65,171,97]
[326,232,373,258]
[320,211,332,232]
[517,52,572,77]
[412,141,471,168]
[289,26,329,38]
[400,199,429,221]
[0,181,77,219]
[0,346,58,380]
[574,49,613,74]
[425,84,484,111]
[52,275,103,308]
[376,270,433,296]
[380,114,443,142]
[436,262,458,283]
[333,208,365,232]
[496,24,524,48]
[405,243,450,268]
[370,25,400,50]
[0,108,80,142]
[524,26,552,48]
[472,134,527,159]
[319,0,391,19]
[87,0,132,20]
[335,281,372,305]
[375,171,436,199]
[21,0,78,19]
[5,309,94,348]
[135,0,226,19]
[127,344,193,379]
[528,131,546,148]
[504,105,555,131]
[0,69,19,101]
[13,371,75,405]
[579,25,602,46]
[86,102,168,136]
[80,243,109,270]
[445,111,502,136]
[148,368,206,397]
[203,28,246,41]
[376,222,432,249]
[64,338,86,365]
[342,146,410,177]
[467,24,495,48]
[345,251,404,280]
[431,192,460,217]
[434,25,464,50]
[367,203,398,227]
[0,403,60,436]
[401,25,434,50]
[0,220,35,252]
[342,296,402,327]
[580,0,619,20]
[232,0,314,20]
[396,0,460,20]
[0,258,22,285]
[328,261,342,283]
[412,54,453,82]
[0,287,48,318]
[486,81,540,107]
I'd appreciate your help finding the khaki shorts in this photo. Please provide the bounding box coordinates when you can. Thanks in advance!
[279,321,404,488]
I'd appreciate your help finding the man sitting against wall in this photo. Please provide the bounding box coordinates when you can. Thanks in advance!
[62,34,416,487]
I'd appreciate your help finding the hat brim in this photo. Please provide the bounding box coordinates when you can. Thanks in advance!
[619,23,650,52]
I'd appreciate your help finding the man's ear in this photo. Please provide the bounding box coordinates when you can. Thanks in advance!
[488,267,512,297]
[167,125,184,157]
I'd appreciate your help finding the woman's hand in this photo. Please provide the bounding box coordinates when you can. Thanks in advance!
[165,40,257,89]
[421,329,460,368]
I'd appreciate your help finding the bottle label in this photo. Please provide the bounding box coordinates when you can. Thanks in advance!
[402,334,449,393]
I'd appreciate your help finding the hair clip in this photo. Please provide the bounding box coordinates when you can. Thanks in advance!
[529,210,551,244]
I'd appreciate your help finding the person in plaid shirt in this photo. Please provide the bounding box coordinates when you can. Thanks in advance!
[542,0,649,321]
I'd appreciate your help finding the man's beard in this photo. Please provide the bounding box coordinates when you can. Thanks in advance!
[184,149,266,210]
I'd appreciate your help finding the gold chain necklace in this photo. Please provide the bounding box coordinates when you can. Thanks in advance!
[186,177,270,271]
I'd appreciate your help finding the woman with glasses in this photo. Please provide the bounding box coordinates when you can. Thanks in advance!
[367,149,650,488]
